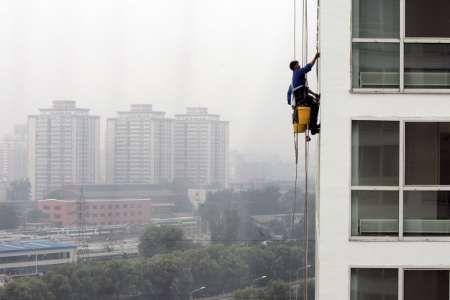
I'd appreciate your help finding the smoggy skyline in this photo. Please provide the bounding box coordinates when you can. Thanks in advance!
[0,0,318,161]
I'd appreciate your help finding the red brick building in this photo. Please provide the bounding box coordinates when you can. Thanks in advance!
[38,198,152,227]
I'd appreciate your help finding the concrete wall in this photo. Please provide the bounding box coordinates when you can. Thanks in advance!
[317,0,450,299]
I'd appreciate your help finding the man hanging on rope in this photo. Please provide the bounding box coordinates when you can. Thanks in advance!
[287,52,321,135]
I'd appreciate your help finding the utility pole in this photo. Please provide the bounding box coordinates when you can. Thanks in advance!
[77,186,87,254]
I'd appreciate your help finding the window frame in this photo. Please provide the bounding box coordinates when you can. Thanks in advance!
[350,118,450,242]
[349,267,450,300]
[351,0,450,93]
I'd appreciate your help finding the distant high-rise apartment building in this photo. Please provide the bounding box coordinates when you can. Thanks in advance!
[174,107,229,187]
[105,104,174,184]
[0,124,28,181]
[28,101,100,200]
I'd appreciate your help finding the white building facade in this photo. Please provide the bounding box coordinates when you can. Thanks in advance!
[105,104,174,184]
[317,0,450,299]
[174,108,229,188]
[28,101,100,201]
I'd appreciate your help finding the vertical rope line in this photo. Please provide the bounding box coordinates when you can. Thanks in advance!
[304,130,309,300]
[290,131,299,300]
[290,131,299,239]
[290,0,298,295]
[293,0,297,60]
[302,0,308,66]
[316,0,320,94]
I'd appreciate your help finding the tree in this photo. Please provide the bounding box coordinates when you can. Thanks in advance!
[233,287,264,300]
[264,281,290,300]
[138,225,191,257]
[1,242,309,300]
[43,272,72,300]
[94,261,138,300]
[139,255,189,300]
[0,203,19,229]
[207,209,240,244]
[3,278,54,300]
[233,281,289,300]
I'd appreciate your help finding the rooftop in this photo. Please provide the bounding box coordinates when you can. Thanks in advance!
[0,240,77,254]
[39,198,151,203]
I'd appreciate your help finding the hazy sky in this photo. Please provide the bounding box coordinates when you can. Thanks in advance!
[0,0,317,161]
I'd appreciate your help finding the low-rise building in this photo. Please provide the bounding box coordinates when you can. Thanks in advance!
[38,198,152,227]
[0,240,77,276]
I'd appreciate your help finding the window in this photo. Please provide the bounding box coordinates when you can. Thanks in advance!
[352,121,399,186]
[405,44,450,89]
[351,268,398,300]
[351,191,399,236]
[404,192,450,236]
[405,0,450,38]
[405,122,450,185]
[352,0,450,91]
[352,268,450,300]
[352,0,400,89]
[352,120,450,238]
[404,270,449,300]
[352,43,400,89]
[352,0,399,38]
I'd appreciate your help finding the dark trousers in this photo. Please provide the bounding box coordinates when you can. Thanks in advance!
[293,90,319,131]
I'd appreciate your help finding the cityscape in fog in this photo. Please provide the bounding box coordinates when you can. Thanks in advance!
[0,100,296,202]
[0,1,316,298]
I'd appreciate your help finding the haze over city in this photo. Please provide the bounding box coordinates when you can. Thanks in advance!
[0,0,318,161]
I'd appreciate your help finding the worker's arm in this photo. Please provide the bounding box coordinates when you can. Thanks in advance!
[309,52,320,67]
[287,85,293,105]
[299,52,320,75]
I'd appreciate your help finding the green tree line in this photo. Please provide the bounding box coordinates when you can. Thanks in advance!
[0,241,304,299]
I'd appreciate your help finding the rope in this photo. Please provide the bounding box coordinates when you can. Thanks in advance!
[293,0,297,60]
[302,0,308,66]
[289,0,299,290]
[303,129,309,300]
[291,132,299,236]
[289,130,299,300]
[290,0,314,298]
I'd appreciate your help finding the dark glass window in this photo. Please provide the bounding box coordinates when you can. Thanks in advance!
[405,123,450,185]
[406,0,450,38]
[404,270,449,300]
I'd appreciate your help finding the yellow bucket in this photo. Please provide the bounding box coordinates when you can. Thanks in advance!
[293,106,311,134]
[298,106,311,125]
[293,123,307,134]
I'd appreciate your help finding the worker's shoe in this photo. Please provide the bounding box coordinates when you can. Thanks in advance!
[310,127,320,135]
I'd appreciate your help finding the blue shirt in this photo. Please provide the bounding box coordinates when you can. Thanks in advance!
[287,63,313,105]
